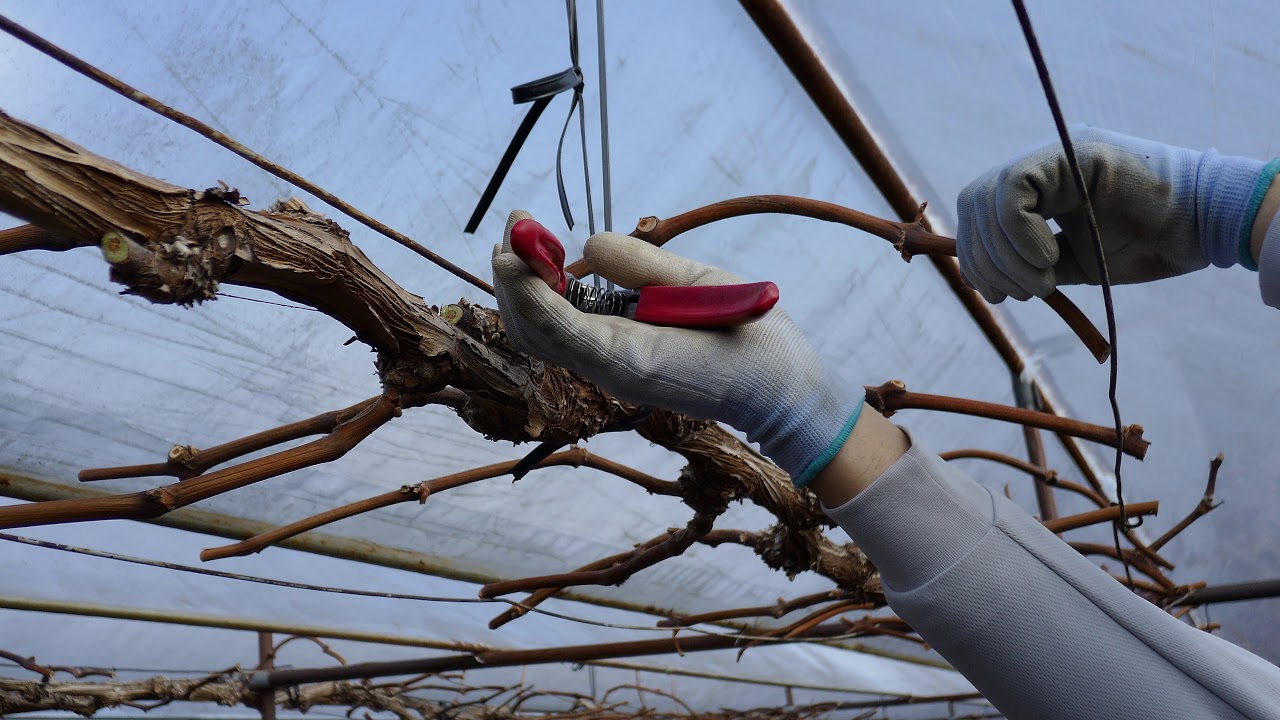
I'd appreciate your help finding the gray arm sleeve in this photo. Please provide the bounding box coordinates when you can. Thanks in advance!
[824,431,1280,719]
[1258,215,1280,308]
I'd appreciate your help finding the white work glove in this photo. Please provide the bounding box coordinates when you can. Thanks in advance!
[956,126,1274,303]
[492,210,864,487]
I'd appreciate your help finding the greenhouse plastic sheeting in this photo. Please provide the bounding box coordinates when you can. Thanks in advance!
[1,0,1277,712]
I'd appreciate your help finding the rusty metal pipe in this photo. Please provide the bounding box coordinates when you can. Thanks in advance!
[256,631,276,720]
[738,0,1120,497]
[739,0,1027,369]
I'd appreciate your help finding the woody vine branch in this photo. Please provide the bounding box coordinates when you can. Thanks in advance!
[0,109,1193,626]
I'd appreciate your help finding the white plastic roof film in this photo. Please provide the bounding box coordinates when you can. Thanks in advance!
[1,0,1278,715]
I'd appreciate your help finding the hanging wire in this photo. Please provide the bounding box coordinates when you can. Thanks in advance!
[594,0,613,233]
[594,0,615,291]
[1009,0,1133,586]
[562,0,601,292]
[567,0,596,241]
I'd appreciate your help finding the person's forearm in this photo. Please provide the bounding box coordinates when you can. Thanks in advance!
[817,431,1280,718]
[807,407,909,508]
[1250,172,1280,265]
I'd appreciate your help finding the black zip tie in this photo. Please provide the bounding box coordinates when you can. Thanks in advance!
[465,1,588,233]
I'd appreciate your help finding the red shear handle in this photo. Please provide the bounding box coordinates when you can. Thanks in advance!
[510,217,780,327]
[635,283,779,327]
[510,218,568,294]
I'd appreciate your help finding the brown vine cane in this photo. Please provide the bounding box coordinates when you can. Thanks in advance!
[565,195,1110,363]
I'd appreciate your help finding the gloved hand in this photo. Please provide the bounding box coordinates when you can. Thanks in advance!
[492,210,864,487]
[956,126,1273,303]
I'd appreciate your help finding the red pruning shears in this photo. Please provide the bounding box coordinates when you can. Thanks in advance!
[509,218,779,328]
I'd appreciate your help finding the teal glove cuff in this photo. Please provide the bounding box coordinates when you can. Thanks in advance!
[1238,158,1280,271]
[793,397,865,489]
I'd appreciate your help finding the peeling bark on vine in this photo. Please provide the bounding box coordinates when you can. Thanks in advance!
[0,110,878,594]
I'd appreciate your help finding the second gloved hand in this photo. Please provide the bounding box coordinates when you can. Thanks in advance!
[492,210,864,487]
[956,127,1271,303]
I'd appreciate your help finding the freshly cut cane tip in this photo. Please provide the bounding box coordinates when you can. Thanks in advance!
[100,230,130,264]
[509,218,567,294]
[441,304,464,325]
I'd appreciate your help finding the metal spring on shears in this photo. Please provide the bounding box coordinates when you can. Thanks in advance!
[564,277,631,316]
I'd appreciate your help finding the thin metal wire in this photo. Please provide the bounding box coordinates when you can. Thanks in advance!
[0,532,873,644]
[0,532,489,605]
[1009,0,1133,586]
[566,0,596,241]
[595,0,615,291]
[563,0,601,293]
[0,15,493,296]
[216,293,321,312]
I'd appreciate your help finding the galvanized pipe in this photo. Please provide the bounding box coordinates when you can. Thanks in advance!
[256,631,276,720]
[0,473,952,672]
[1175,579,1280,606]
[0,593,943,693]
[0,472,669,618]
[248,622,854,690]
[1014,376,1058,522]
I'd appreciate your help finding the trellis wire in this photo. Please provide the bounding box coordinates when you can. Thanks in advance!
[0,532,877,645]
